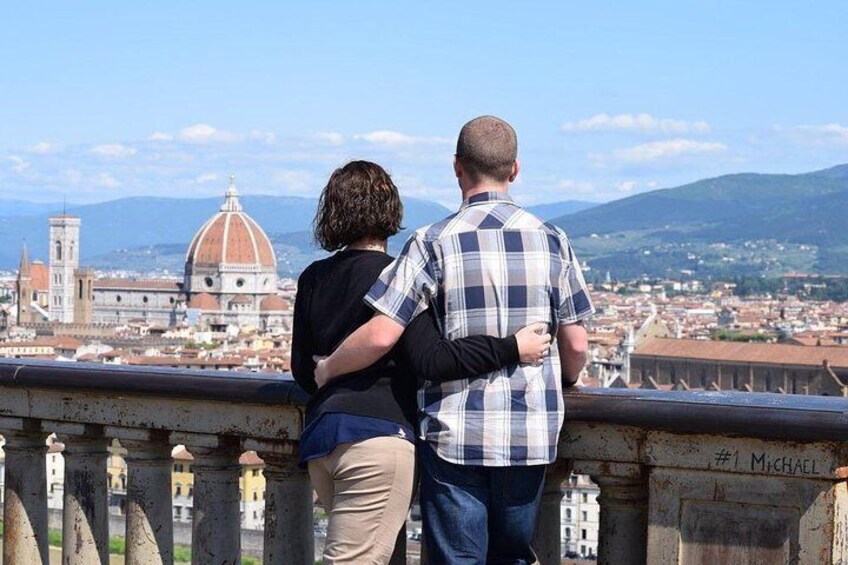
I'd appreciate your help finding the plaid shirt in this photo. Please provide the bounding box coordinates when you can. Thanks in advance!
[365,191,594,466]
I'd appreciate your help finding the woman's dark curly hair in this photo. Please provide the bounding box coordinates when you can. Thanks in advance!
[314,160,404,251]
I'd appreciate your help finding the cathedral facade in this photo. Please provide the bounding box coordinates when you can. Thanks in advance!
[16,178,290,331]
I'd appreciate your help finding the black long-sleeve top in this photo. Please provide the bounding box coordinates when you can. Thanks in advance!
[291,249,520,430]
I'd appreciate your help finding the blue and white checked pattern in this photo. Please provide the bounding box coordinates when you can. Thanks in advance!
[365,191,594,466]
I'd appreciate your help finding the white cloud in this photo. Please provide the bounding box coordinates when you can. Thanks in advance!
[617,180,638,192]
[354,130,450,147]
[26,141,54,154]
[603,139,727,164]
[313,132,345,146]
[91,143,137,158]
[192,173,219,184]
[92,172,120,188]
[65,169,84,184]
[7,156,30,173]
[557,179,595,194]
[776,123,848,145]
[272,170,317,196]
[563,113,711,135]
[249,129,277,144]
[148,132,174,142]
[178,123,241,144]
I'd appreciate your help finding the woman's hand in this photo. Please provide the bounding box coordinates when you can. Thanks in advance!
[515,323,551,365]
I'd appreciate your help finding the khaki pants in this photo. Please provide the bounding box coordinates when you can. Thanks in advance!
[309,436,416,565]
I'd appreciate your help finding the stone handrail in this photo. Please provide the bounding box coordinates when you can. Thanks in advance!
[0,358,310,564]
[537,387,848,564]
[2,358,848,564]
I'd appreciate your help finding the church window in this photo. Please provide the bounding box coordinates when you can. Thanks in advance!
[170,297,175,304]
[143,296,149,303]
[116,295,122,303]
[79,280,84,299]
[236,278,245,287]
[55,240,62,261]
[205,277,214,287]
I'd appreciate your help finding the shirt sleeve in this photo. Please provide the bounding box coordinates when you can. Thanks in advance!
[557,232,595,325]
[396,308,520,383]
[364,233,437,327]
[290,269,318,395]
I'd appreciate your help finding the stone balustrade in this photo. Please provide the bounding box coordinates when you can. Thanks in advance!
[2,358,848,564]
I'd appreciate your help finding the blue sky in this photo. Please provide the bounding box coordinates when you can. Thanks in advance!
[1,1,846,208]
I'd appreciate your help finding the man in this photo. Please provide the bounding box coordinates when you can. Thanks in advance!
[315,115,593,563]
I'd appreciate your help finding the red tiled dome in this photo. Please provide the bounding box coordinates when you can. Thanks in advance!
[185,178,276,269]
[187,292,219,311]
[260,294,289,312]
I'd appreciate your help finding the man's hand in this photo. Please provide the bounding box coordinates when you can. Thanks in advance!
[313,355,330,389]
[515,323,551,364]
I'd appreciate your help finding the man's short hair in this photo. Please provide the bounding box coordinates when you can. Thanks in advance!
[456,115,518,183]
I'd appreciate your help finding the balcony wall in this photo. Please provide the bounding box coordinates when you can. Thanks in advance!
[1,358,847,564]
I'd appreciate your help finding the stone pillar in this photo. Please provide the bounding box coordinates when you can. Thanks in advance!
[62,433,111,565]
[2,428,49,565]
[190,445,242,565]
[533,459,572,565]
[123,439,174,565]
[590,470,648,565]
[260,452,313,565]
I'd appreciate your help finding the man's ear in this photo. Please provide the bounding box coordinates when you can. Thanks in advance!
[453,155,463,179]
[508,159,520,183]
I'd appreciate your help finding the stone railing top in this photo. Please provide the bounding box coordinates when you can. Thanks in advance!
[564,386,848,442]
[3,358,848,443]
[0,357,309,406]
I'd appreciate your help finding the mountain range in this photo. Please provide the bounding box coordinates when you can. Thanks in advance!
[3,164,847,279]
[0,194,597,275]
[552,164,848,278]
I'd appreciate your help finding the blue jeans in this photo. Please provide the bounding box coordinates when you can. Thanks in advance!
[419,443,545,564]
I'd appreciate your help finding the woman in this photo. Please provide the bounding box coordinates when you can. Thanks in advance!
[291,160,550,564]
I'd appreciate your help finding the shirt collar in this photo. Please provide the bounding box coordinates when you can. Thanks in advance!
[460,191,515,209]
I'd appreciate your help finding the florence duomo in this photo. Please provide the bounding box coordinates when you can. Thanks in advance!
[14,177,291,332]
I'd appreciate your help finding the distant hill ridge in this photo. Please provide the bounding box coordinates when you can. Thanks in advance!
[552,163,848,276]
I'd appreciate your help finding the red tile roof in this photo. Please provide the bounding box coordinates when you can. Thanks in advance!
[94,279,181,290]
[634,338,848,369]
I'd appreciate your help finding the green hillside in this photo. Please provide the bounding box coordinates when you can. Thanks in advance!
[553,164,848,278]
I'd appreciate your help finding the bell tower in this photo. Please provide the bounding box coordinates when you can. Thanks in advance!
[16,243,34,324]
[48,214,81,323]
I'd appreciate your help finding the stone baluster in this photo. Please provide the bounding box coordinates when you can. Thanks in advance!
[533,459,573,564]
[584,462,648,565]
[259,450,314,565]
[188,438,242,565]
[1,421,49,565]
[60,427,111,565]
[122,434,174,565]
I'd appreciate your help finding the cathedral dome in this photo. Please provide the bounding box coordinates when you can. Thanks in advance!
[185,177,276,269]
[260,294,289,311]
[187,292,219,311]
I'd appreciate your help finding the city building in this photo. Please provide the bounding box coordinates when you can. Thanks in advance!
[13,178,291,332]
[561,473,600,559]
[170,446,267,530]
